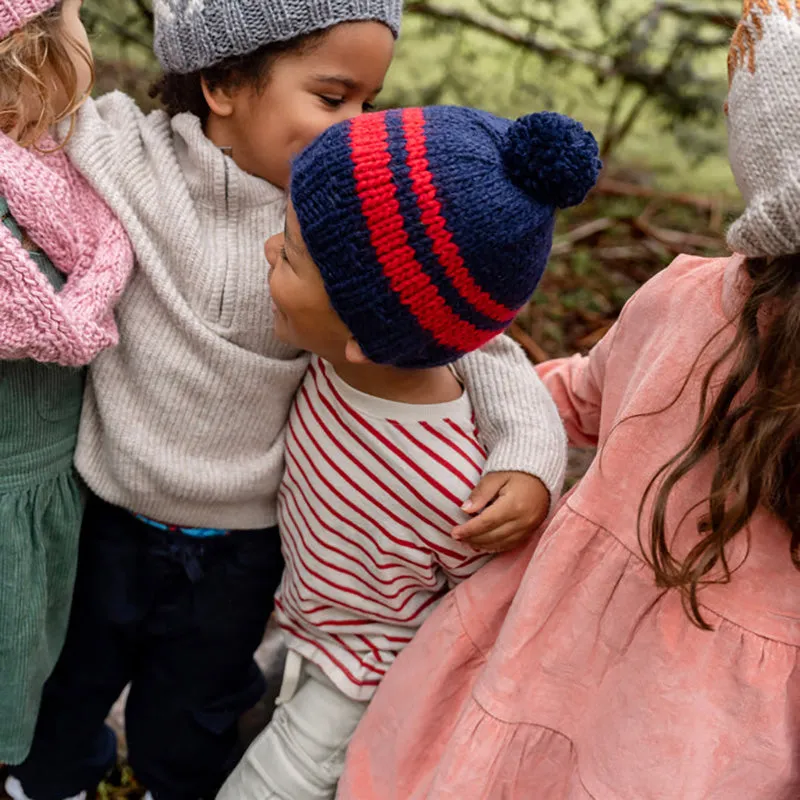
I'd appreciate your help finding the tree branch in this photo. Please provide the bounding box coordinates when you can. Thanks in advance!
[83,8,152,51]
[129,0,155,31]
[476,0,559,33]
[405,1,614,75]
[405,0,731,159]
[405,0,712,95]
[661,3,738,28]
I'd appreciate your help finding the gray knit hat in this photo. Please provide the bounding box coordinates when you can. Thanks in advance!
[726,1,800,257]
[153,0,403,74]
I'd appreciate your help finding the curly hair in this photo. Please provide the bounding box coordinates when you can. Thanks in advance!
[0,2,94,148]
[150,31,325,124]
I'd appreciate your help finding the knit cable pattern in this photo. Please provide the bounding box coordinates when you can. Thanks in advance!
[726,0,800,256]
[0,133,134,366]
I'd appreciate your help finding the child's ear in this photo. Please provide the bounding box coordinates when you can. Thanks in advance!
[344,337,371,365]
[201,76,236,118]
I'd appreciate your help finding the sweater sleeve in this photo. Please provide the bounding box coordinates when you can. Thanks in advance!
[64,92,153,217]
[454,334,567,503]
[535,321,619,449]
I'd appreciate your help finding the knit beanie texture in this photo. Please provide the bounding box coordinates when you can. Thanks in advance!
[726,0,800,257]
[0,132,134,366]
[0,0,58,39]
[291,106,601,368]
[153,0,403,74]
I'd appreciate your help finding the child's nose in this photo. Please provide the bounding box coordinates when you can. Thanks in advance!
[343,105,364,122]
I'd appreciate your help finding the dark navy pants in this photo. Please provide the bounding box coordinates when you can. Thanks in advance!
[14,494,283,799]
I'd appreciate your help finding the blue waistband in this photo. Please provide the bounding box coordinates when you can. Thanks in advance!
[132,512,231,538]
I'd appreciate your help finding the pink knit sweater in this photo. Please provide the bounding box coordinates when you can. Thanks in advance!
[0,132,133,366]
[340,254,800,799]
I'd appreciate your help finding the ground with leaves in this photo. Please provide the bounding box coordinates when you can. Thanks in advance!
[513,175,732,361]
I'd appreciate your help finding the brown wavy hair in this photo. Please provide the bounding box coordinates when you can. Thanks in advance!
[640,254,800,629]
[0,2,94,148]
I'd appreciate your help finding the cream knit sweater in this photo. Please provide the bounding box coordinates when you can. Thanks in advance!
[69,92,566,529]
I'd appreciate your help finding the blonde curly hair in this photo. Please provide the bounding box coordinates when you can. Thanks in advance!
[0,2,94,148]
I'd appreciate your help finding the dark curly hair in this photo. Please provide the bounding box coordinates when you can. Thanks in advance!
[150,31,326,124]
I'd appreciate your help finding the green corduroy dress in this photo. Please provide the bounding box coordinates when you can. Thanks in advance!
[0,196,85,764]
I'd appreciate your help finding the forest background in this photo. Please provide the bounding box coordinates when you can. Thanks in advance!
[85,0,744,361]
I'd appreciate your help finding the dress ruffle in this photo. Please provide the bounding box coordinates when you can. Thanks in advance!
[341,503,800,798]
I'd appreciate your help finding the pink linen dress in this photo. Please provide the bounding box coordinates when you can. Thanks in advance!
[338,253,800,799]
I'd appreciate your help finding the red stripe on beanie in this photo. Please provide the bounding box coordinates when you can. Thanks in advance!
[401,107,517,325]
[348,113,498,354]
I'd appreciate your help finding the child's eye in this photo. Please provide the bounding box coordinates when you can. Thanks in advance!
[319,96,344,108]
[362,102,376,113]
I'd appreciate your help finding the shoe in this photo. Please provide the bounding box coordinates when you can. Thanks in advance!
[4,776,86,800]
[95,762,147,799]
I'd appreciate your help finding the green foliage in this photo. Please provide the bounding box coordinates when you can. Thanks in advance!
[385,1,741,192]
[82,0,741,192]
[84,0,153,64]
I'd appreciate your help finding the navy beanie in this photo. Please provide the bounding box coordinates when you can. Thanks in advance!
[291,105,602,368]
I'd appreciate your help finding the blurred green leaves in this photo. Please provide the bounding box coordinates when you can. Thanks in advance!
[83,0,741,191]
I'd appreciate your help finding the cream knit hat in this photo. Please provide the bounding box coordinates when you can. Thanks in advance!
[726,0,800,257]
[0,0,58,39]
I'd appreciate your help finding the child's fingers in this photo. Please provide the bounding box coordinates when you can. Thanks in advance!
[452,499,510,541]
[462,523,530,553]
[460,473,507,515]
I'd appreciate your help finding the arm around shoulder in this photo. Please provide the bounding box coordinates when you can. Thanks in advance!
[455,333,567,502]
[65,92,151,207]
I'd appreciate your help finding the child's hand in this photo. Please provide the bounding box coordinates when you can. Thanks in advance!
[452,472,550,553]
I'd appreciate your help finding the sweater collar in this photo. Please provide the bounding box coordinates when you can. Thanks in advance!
[171,113,286,212]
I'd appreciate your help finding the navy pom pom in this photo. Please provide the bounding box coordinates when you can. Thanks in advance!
[502,111,602,209]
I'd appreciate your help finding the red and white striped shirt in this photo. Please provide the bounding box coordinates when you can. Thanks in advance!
[274,357,491,701]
